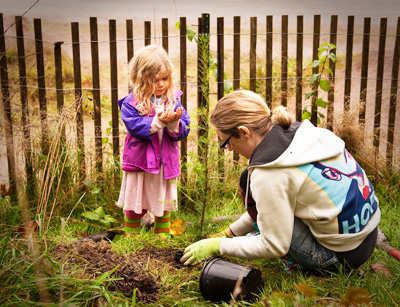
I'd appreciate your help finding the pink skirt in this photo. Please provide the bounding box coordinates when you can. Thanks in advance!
[117,166,178,217]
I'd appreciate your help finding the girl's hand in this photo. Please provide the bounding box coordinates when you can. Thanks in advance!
[158,107,183,123]
[173,107,183,121]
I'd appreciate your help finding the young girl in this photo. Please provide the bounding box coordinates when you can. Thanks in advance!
[117,45,190,238]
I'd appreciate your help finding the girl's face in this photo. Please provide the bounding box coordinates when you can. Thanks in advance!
[154,72,170,97]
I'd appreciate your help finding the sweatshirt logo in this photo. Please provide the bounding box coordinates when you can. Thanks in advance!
[310,150,378,234]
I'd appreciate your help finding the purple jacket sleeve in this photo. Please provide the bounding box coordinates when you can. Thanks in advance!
[119,98,154,141]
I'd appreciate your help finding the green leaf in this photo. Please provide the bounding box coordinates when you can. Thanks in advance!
[312,60,321,68]
[187,27,196,42]
[94,207,106,218]
[102,137,108,145]
[212,68,218,81]
[319,42,329,48]
[326,68,333,76]
[132,288,137,305]
[92,187,101,194]
[316,97,327,108]
[175,21,180,29]
[329,53,337,62]
[305,90,316,99]
[310,73,320,85]
[302,104,311,112]
[209,57,217,69]
[104,215,118,223]
[328,43,337,50]
[96,266,119,283]
[224,80,233,92]
[318,48,327,57]
[81,211,100,221]
[318,111,325,118]
[302,111,312,120]
[99,220,111,228]
[319,80,330,92]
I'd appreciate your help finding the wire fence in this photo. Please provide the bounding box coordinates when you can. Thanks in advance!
[1,13,399,201]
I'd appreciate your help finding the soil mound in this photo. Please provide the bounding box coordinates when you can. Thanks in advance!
[55,239,181,303]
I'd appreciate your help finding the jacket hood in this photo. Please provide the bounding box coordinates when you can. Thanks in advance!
[249,120,345,169]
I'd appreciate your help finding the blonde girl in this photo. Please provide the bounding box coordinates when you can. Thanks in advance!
[117,45,190,237]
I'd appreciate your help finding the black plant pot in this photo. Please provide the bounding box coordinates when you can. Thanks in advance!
[199,257,264,302]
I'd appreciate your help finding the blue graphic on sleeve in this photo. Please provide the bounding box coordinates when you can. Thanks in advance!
[299,150,378,234]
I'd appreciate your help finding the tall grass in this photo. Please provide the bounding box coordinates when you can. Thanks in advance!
[1,105,400,307]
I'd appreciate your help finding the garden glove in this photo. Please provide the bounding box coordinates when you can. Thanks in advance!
[207,228,233,238]
[180,238,221,266]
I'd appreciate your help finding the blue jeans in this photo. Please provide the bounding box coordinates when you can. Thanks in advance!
[287,217,341,274]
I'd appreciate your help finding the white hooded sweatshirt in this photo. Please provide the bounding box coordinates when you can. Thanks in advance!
[219,120,380,259]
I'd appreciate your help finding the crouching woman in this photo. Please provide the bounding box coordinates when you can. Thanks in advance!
[181,90,380,275]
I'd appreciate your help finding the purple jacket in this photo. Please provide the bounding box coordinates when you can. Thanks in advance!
[118,89,190,179]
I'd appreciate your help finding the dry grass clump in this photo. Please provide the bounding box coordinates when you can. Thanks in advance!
[333,111,386,183]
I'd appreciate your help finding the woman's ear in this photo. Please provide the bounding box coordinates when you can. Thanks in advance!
[237,126,250,138]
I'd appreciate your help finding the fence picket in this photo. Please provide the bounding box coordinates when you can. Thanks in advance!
[217,17,224,179]
[126,19,134,62]
[374,18,387,148]
[90,17,103,174]
[179,17,187,204]
[233,16,240,164]
[145,21,151,45]
[0,13,17,201]
[71,22,86,182]
[344,16,354,112]
[296,15,303,122]
[162,18,168,52]
[327,15,338,131]
[109,19,119,183]
[281,15,288,107]
[250,17,257,92]
[34,18,49,156]
[54,42,64,112]
[15,15,34,193]
[359,17,371,125]
[311,15,320,125]
[54,41,65,143]
[386,17,400,167]
[266,15,273,106]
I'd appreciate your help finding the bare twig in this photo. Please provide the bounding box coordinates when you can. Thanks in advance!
[4,0,41,34]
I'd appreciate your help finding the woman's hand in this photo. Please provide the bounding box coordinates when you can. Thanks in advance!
[180,238,221,266]
[158,107,183,124]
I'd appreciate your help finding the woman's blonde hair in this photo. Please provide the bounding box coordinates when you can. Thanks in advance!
[210,90,293,136]
[128,45,175,115]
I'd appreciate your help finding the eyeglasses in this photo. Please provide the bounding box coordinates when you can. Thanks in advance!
[220,132,234,149]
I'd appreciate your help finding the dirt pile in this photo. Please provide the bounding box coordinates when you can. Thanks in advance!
[55,239,182,303]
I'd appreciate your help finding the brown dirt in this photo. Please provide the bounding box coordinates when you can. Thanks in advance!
[54,238,183,303]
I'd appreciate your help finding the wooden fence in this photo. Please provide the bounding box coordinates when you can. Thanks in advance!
[0,13,399,200]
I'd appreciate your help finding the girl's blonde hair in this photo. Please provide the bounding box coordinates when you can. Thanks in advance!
[210,90,293,137]
[128,45,175,115]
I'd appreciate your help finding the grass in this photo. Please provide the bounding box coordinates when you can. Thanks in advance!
[1,108,400,306]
